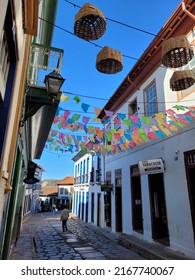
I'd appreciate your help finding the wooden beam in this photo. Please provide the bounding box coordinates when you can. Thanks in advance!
[24,0,38,36]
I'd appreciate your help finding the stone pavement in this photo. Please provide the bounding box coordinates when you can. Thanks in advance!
[10,211,194,260]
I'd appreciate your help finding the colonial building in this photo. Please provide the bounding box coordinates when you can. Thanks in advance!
[0,0,64,259]
[96,0,195,258]
[57,176,74,209]
[72,151,94,222]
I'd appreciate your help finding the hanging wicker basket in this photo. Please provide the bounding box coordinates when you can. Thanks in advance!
[96,46,123,74]
[74,3,106,40]
[162,35,194,68]
[170,70,195,91]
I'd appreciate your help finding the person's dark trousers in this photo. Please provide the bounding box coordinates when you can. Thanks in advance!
[62,219,68,232]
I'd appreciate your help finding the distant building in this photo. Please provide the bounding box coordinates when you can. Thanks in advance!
[39,185,58,203]
[72,151,92,222]
[57,176,74,209]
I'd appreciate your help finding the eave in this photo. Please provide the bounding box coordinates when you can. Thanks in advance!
[26,86,61,160]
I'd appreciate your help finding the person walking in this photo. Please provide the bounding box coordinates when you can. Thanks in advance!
[60,206,69,232]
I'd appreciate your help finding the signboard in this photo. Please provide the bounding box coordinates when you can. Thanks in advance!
[101,184,113,192]
[138,159,164,175]
[58,195,69,200]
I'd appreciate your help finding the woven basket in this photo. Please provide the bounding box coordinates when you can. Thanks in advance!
[96,46,123,74]
[74,3,106,40]
[162,35,194,68]
[170,70,195,91]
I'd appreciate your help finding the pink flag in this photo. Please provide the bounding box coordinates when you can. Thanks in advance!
[64,110,71,120]
[94,107,102,116]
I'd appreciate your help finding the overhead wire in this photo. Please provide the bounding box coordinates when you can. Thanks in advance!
[42,1,195,158]
[38,16,141,62]
[64,0,163,39]
[39,1,195,120]
[62,90,195,104]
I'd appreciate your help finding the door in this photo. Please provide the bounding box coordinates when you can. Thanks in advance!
[91,193,94,223]
[131,174,143,233]
[115,187,122,232]
[115,169,122,232]
[149,173,169,245]
[184,150,195,240]
[81,192,84,220]
[97,193,101,226]
[105,171,112,227]
[104,192,111,227]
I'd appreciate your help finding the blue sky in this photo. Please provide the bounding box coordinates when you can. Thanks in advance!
[35,0,181,180]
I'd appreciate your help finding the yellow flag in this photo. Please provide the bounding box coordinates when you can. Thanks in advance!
[60,94,69,102]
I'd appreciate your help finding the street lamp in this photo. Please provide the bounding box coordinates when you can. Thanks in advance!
[23,161,41,184]
[20,71,65,126]
[44,71,65,102]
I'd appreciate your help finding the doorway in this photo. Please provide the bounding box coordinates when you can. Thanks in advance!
[97,193,101,227]
[131,165,143,233]
[104,192,111,227]
[105,171,112,227]
[149,173,169,245]
[115,187,122,232]
[115,169,122,232]
[91,193,94,223]
[184,150,195,241]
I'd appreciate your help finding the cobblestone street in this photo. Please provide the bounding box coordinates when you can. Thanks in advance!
[24,211,145,260]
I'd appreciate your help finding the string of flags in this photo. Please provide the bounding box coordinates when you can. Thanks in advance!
[45,104,195,156]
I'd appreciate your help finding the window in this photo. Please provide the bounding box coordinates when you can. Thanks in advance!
[97,156,101,169]
[0,29,10,101]
[114,116,121,130]
[59,188,63,195]
[64,188,69,195]
[83,160,85,174]
[129,98,137,116]
[187,152,195,166]
[106,171,111,185]
[144,82,157,116]
[115,169,122,186]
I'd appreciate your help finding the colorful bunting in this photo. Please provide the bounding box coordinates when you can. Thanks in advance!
[94,107,102,116]
[45,105,195,156]
[81,103,90,113]
[60,94,69,102]
[74,96,81,104]
[104,109,114,117]
[71,114,81,122]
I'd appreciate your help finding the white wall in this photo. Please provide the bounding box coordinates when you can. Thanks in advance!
[105,121,195,257]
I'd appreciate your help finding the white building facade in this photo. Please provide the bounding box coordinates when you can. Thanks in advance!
[72,149,112,229]
[96,2,195,257]
[72,152,92,222]
[57,176,74,209]
[72,2,195,258]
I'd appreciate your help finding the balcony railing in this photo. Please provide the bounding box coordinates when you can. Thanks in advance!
[27,43,64,87]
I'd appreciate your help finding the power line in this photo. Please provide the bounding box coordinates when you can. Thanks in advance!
[38,16,140,62]
[62,90,195,104]
[64,0,162,38]
[43,149,75,157]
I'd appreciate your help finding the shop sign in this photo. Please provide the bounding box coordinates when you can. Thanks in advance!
[101,184,113,192]
[138,159,164,175]
[59,195,69,199]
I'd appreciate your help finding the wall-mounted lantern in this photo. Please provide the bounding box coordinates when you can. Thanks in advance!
[44,71,65,103]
